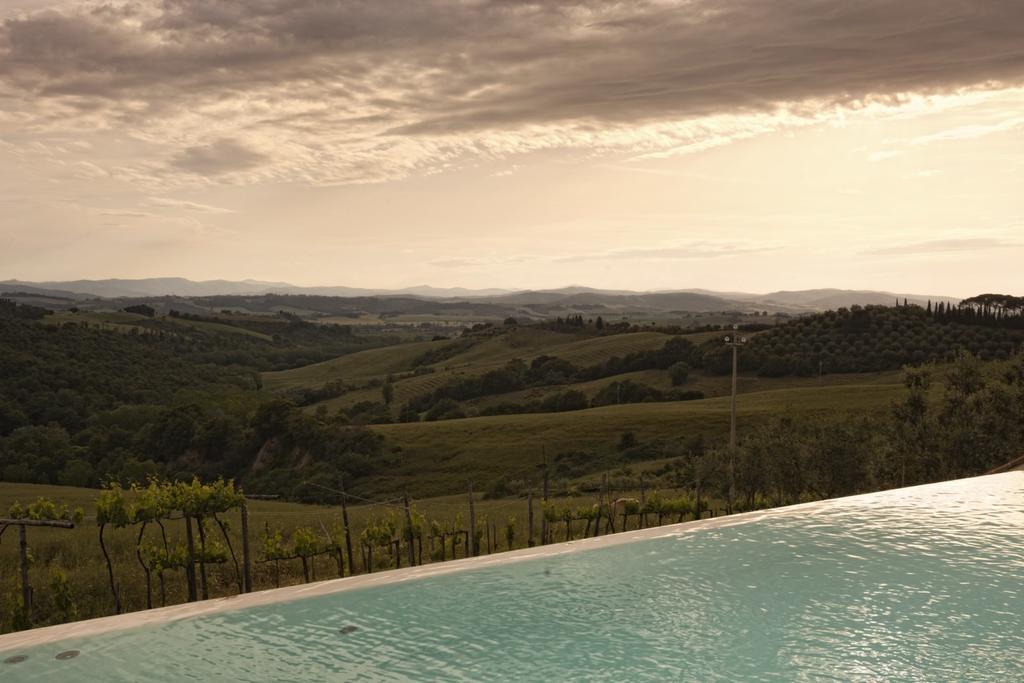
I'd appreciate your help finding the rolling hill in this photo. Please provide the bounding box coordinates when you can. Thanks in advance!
[3,278,960,315]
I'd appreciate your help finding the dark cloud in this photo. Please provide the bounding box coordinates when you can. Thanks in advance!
[864,238,1022,256]
[170,139,268,175]
[3,1,1024,136]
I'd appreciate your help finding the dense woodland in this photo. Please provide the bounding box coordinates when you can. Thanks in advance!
[0,299,389,490]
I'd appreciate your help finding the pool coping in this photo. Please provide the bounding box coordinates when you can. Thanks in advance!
[1,471,1019,653]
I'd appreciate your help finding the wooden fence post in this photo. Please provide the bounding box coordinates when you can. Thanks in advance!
[184,514,198,602]
[541,467,549,544]
[339,478,356,577]
[468,482,477,557]
[527,491,535,547]
[18,524,31,624]
[0,519,76,626]
[639,475,646,529]
[403,492,416,567]
[241,503,252,593]
[603,475,616,533]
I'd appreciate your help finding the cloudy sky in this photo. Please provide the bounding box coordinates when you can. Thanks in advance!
[2,0,1023,295]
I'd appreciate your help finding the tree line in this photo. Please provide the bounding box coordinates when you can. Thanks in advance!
[724,302,1024,377]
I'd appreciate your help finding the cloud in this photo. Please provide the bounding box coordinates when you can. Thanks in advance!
[430,241,775,268]
[3,1,1024,184]
[98,210,161,219]
[430,254,534,269]
[146,197,236,214]
[169,139,268,176]
[908,116,1024,145]
[864,238,1022,256]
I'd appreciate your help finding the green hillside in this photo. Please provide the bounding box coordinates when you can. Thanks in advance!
[265,327,682,415]
[262,338,450,391]
[364,382,904,497]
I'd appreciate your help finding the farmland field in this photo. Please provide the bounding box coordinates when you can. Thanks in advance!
[364,382,904,497]
[261,338,441,391]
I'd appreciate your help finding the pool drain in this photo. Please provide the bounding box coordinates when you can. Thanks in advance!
[56,650,80,660]
[339,625,358,635]
[3,655,27,664]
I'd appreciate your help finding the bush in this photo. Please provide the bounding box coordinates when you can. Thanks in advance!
[539,390,588,412]
[424,398,465,422]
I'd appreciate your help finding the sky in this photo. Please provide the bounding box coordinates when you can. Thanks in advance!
[1,0,1023,297]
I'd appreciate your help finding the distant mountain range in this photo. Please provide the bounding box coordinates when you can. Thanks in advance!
[0,278,513,300]
[0,278,960,313]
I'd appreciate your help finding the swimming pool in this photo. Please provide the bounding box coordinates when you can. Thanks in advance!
[2,471,1022,681]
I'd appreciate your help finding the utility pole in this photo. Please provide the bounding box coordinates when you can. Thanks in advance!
[724,324,747,514]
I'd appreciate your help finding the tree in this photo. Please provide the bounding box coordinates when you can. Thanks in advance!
[617,431,638,451]
[123,304,155,317]
[669,361,690,386]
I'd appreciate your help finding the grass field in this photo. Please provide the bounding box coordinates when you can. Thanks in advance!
[261,338,445,391]
[364,381,904,497]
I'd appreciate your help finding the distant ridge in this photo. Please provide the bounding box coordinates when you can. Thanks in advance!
[0,278,960,312]
[0,278,514,300]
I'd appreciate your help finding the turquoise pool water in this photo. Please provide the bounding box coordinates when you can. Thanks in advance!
[3,472,1022,681]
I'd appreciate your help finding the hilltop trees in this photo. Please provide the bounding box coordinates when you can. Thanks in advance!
[702,302,1024,377]
[123,304,155,317]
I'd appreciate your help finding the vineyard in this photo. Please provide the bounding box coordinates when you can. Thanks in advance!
[0,477,721,634]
